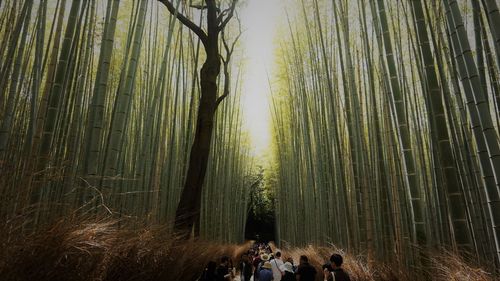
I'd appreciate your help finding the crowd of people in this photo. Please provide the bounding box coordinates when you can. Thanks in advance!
[199,243,350,281]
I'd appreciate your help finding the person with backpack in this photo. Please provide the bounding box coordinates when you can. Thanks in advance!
[270,251,284,281]
[323,254,350,281]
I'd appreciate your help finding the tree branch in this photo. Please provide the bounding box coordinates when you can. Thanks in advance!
[216,8,229,23]
[215,58,230,109]
[215,20,243,109]
[158,0,208,46]
[218,0,238,31]
[190,4,220,12]
[222,13,243,60]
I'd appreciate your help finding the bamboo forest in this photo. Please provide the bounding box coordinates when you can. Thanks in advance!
[1,0,500,280]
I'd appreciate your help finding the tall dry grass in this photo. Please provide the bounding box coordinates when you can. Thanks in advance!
[276,244,497,281]
[0,217,251,281]
[0,217,497,281]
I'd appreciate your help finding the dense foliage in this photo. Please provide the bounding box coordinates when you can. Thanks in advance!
[0,0,253,243]
[270,0,500,274]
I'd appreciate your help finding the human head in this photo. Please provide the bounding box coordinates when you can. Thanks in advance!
[276,251,282,258]
[262,261,272,270]
[286,257,294,264]
[283,262,294,273]
[241,253,249,262]
[261,254,270,261]
[220,256,230,266]
[322,263,333,272]
[206,261,217,272]
[299,255,308,264]
[330,254,343,268]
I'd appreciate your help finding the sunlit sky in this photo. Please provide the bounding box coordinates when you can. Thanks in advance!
[239,0,289,156]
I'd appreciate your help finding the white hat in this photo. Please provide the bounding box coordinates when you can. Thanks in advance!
[281,262,294,273]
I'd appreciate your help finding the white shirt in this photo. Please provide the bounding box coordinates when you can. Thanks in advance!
[270,258,284,281]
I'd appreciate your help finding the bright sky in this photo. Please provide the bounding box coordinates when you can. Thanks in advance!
[239,0,289,156]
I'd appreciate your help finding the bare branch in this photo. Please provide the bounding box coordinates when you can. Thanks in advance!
[216,8,229,23]
[190,4,220,13]
[222,32,231,57]
[158,0,208,46]
[215,60,231,109]
[218,0,238,32]
[216,19,243,109]
[228,13,243,55]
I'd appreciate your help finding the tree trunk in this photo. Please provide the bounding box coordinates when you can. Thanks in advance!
[159,0,233,238]
[174,54,220,236]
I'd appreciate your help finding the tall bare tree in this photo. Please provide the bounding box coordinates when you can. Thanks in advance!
[158,0,240,237]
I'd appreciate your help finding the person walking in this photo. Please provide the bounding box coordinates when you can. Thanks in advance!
[295,255,316,281]
[284,257,297,273]
[216,256,232,281]
[253,252,263,281]
[270,251,284,281]
[323,254,350,281]
[259,261,274,281]
[200,261,218,281]
[239,253,253,281]
[255,253,269,281]
[228,258,236,280]
[280,262,295,281]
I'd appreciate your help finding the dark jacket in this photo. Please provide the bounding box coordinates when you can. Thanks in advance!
[215,265,230,281]
[200,269,217,281]
[326,269,351,281]
[281,271,295,281]
[296,262,316,281]
[253,258,262,281]
[239,261,253,281]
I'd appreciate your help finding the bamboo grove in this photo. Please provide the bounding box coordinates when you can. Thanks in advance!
[271,0,500,271]
[0,0,254,243]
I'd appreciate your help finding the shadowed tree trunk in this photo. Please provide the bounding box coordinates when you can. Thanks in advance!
[158,0,238,238]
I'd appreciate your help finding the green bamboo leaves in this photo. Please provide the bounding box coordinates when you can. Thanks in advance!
[271,0,500,271]
[0,0,252,244]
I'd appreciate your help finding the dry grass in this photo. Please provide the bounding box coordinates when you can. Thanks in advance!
[0,217,251,281]
[0,218,497,281]
[425,250,496,281]
[277,244,497,281]
[278,245,378,281]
